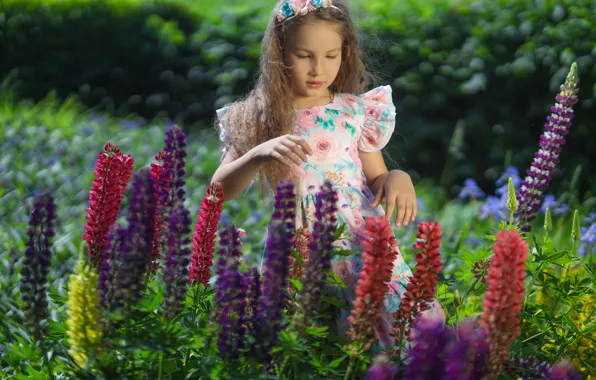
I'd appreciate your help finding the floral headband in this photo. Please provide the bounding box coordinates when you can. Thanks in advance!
[276,0,340,23]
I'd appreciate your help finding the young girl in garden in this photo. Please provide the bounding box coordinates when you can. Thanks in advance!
[211,0,444,348]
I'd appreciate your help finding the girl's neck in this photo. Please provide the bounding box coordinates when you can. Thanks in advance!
[293,90,335,110]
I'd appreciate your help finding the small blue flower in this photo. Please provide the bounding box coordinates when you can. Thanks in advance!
[479,194,507,221]
[584,212,596,225]
[539,194,570,216]
[578,223,596,256]
[459,178,485,200]
[311,0,323,8]
[495,166,521,196]
[281,1,294,17]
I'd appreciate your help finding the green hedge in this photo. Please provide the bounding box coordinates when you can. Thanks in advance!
[1,0,595,194]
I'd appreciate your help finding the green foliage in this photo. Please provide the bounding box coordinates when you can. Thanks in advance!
[1,0,596,195]
[1,79,595,378]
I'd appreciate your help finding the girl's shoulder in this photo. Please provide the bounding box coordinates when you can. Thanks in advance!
[335,85,395,114]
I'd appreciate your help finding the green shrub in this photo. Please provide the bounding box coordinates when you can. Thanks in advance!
[1,0,595,194]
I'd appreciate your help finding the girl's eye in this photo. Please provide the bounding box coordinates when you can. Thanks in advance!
[327,56,338,59]
[296,55,309,59]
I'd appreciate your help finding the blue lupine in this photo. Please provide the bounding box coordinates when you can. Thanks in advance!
[459,178,485,200]
[504,355,551,379]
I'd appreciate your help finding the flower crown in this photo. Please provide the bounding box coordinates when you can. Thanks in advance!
[276,0,339,23]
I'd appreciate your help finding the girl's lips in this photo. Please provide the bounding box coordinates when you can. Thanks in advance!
[307,82,324,88]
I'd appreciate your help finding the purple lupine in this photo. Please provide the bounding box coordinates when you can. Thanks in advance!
[162,201,192,319]
[106,168,156,310]
[366,353,398,380]
[98,225,119,305]
[151,124,188,271]
[214,225,246,357]
[516,63,579,232]
[299,181,338,322]
[243,267,261,352]
[547,359,581,380]
[458,178,485,200]
[404,317,451,379]
[540,194,570,216]
[20,190,56,340]
[444,319,489,380]
[255,180,296,359]
[504,355,551,379]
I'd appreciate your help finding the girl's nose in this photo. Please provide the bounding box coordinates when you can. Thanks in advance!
[309,58,323,76]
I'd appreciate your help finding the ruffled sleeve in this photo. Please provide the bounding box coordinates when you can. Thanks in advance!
[216,106,230,155]
[357,85,396,152]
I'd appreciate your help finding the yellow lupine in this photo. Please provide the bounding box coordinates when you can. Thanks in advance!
[66,257,103,370]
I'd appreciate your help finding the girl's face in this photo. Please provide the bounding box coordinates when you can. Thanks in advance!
[287,19,343,103]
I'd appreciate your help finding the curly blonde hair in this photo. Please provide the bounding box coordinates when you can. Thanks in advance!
[217,0,371,194]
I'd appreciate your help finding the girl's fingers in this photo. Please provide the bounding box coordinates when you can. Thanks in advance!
[277,145,303,166]
[371,188,384,208]
[411,200,418,221]
[396,198,407,227]
[288,135,313,155]
[282,140,308,162]
[385,195,396,223]
[271,151,296,168]
[403,200,414,225]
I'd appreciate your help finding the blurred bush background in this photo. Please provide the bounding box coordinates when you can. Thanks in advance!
[1,0,595,196]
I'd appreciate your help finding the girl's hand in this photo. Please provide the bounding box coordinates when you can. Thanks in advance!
[370,170,417,227]
[252,134,313,167]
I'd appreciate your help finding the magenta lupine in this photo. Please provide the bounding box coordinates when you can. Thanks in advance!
[105,168,156,311]
[516,63,579,231]
[299,181,338,322]
[21,190,56,340]
[366,353,397,380]
[162,202,192,319]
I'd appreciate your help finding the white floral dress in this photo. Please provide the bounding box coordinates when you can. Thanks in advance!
[217,85,443,348]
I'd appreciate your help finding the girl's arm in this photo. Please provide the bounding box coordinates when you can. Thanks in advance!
[359,150,417,226]
[211,146,264,201]
[212,135,313,201]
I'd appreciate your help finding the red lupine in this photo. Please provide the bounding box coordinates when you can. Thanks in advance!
[82,142,134,268]
[480,229,528,378]
[188,182,224,285]
[392,222,443,347]
[288,227,312,282]
[149,150,173,273]
[346,217,398,349]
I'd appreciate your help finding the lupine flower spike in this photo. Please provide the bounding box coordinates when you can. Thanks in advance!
[149,125,188,272]
[516,62,579,232]
[481,230,528,378]
[66,253,103,370]
[21,190,56,341]
[544,207,552,233]
[214,225,246,357]
[189,182,224,286]
[347,217,398,349]
[299,181,338,323]
[392,222,443,348]
[83,142,134,268]
[255,180,296,360]
[162,202,192,319]
[506,177,518,227]
[104,168,157,311]
[366,353,397,380]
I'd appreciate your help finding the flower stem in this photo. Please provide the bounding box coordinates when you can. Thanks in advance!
[158,353,164,380]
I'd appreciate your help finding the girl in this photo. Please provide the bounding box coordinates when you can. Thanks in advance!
[211,0,444,348]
